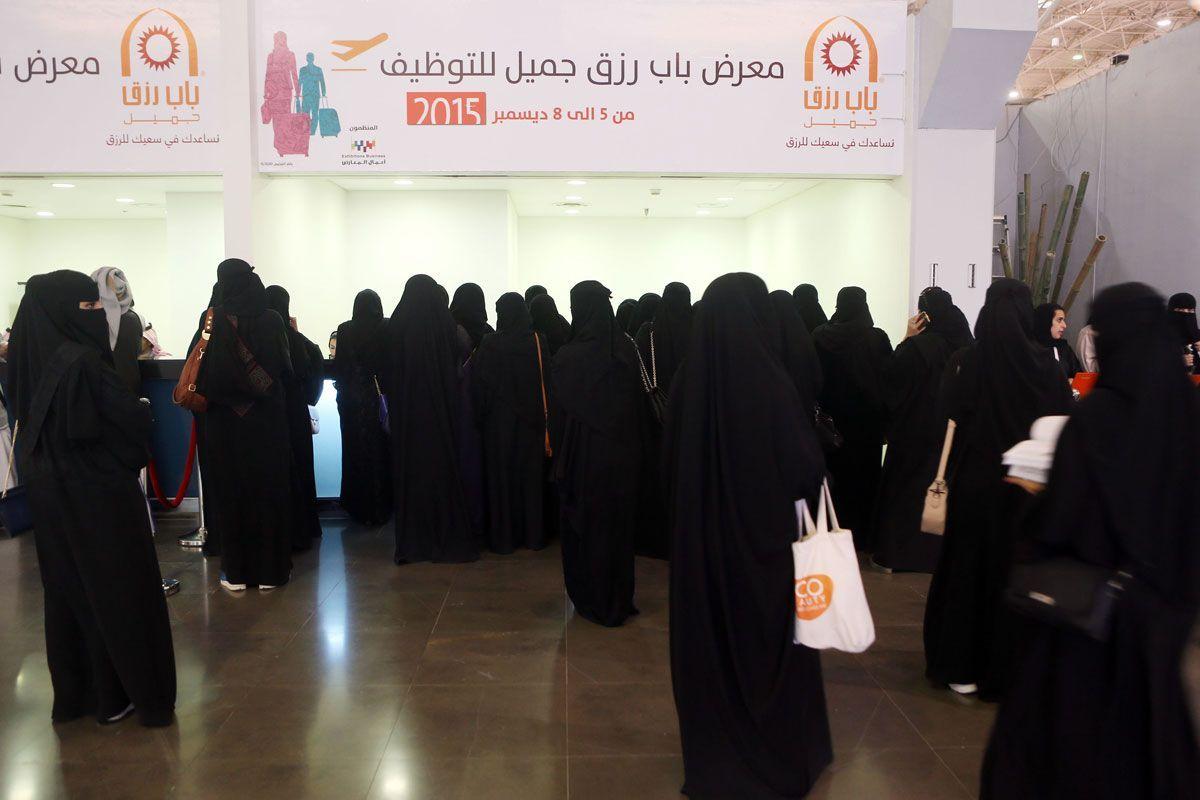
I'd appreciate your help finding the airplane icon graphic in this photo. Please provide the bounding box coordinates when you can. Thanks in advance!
[332,33,389,62]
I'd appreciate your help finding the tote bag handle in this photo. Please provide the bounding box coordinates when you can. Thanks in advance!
[934,420,957,484]
[2,422,18,499]
[534,333,552,458]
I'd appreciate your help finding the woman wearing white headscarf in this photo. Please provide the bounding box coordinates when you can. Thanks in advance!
[91,267,143,395]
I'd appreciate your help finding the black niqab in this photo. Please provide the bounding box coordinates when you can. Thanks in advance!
[529,293,571,356]
[524,285,548,305]
[450,282,491,351]
[615,298,638,335]
[768,289,823,413]
[1167,292,1200,346]
[555,281,639,436]
[665,273,831,797]
[918,287,974,355]
[636,282,693,393]
[629,292,661,338]
[793,283,829,332]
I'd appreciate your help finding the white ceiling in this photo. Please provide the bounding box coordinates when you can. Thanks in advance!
[0,174,851,221]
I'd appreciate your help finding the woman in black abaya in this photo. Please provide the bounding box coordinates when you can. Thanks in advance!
[330,289,391,525]
[384,275,478,564]
[874,288,973,573]
[615,298,638,336]
[197,259,295,590]
[634,282,693,396]
[666,273,832,798]
[769,289,823,416]
[8,271,175,727]
[1168,292,1200,375]
[628,292,661,341]
[473,293,550,553]
[551,281,644,627]
[793,283,829,332]
[923,278,1072,697]
[524,285,547,306]
[812,286,893,550]
[529,293,571,357]
[982,283,1200,798]
[450,282,494,354]
[265,285,325,551]
[1033,302,1083,380]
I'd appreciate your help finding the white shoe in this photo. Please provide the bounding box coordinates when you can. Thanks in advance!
[220,578,247,592]
[103,703,135,724]
[949,683,978,695]
[258,584,278,591]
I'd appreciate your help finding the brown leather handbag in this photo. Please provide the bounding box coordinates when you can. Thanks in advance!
[172,309,214,412]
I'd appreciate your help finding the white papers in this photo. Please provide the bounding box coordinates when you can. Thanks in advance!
[1002,415,1069,485]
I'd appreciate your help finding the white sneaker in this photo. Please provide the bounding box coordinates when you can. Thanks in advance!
[220,578,247,592]
[949,683,978,695]
[258,584,278,591]
[103,703,135,724]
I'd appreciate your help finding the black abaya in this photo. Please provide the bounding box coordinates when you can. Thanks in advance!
[9,271,175,727]
[874,288,973,573]
[923,279,1072,696]
[812,287,893,551]
[472,293,549,553]
[665,273,831,798]
[384,275,478,564]
[330,289,391,525]
[768,289,823,416]
[529,294,571,357]
[196,259,295,588]
[983,283,1200,798]
[551,281,644,627]
[266,285,324,551]
[615,299,638,336]
[793,283,828,332]
[450,282,494,353]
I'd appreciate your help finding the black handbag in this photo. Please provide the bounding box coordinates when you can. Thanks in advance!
[629,332,667,426]
[1007,558,1131,642]
[814,405,843,452]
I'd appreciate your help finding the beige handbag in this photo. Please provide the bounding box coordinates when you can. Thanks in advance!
[921,419,957,535]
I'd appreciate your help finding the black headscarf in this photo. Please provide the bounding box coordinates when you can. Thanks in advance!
[450,283,490,350]
[967,278,1062,454]
[1167,292,1200,346]
[201,260,283,408]
[1033,301,1084,378]
[475,292,544,427]
[524,285,548,306]
[913,287,974,365]
[615,298,638,335]
[529,293,571,356]
[829,286,873,326]
[554,281,639,436]
[7,270,111,425]
[646,282,693,391]
[793,283,829,332]
[1082,283,1200,600]
[334,289,386,376]
[214,258,267,316]
[629,293,662,338]
[264,284,292,322]
[812,285,885,413]
[769,289,823,413]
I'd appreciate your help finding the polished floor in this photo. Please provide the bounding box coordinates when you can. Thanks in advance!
[0,513,997,799]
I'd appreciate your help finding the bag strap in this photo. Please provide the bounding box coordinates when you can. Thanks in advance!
[649,329,658,390]
[373,375,383,397]
[934,419,957,482]
[625,333,654,395]
[1,422,17,499]
[533,333,552,457]
[818,479,842,533]
[795,496,817,542]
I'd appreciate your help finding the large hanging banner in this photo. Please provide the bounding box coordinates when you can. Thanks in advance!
[254,0,906,175]
[0,1,223,172]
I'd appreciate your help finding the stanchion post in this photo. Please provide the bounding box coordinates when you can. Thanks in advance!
[178,454,207,549]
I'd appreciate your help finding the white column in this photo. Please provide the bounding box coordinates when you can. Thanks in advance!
[219,0,263,260]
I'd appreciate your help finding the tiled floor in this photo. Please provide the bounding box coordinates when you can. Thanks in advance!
[0,514,996,799]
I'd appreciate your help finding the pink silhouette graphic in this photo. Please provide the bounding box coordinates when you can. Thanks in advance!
[261,31,309,156]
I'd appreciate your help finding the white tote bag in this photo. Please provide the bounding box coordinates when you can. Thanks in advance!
[792,480,876,653]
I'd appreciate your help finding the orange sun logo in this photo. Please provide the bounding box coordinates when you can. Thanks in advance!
[137,25,181,71]
[820,32,862,77]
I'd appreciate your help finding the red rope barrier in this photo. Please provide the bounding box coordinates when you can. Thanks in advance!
[146,421,198,510]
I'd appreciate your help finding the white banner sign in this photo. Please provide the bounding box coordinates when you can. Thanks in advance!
[255,0,906,176]
[0,1,223,173]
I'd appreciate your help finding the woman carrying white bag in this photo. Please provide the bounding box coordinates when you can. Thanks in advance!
[793,480,877,653]
[665,273,833,800]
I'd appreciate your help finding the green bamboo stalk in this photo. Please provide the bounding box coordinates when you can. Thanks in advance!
[998,239,1013,279]
[1062,235,1108,313]
[1027,203,1048,290]
[1017,175,1031,279]
[1037,185,1073,301]
[1052,171,1090,304]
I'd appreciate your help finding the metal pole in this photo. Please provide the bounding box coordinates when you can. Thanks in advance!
[178,450,207,549]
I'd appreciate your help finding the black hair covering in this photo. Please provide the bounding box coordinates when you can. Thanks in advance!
[529,293,571,356]
[476,292,543,427]
[615,298,638,335]
[214,258,267,316]
[793,283,829,332]
[643,282,693,391]
[664,273,831,796]
[7,270,110,425]
[1085,283,1200,600]
[1032,302,1065,348]
[1167,292,1200,345]
[524,285,548,305]
[913,287,974,367]
[555,281,638,436]
[202,260,285,410]
[830,286,873,326]
[769,289,823,412]
[265,284,291,321]
[388,275,460,396]
[629,292,662,337]
[450,282,490,350]
[968,278,1061,454]
[334,289,386,372]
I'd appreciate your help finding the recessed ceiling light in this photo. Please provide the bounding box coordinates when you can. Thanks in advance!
[51,183,75,189]
[393,179,414,186]
[565,195,583,201]
[36,211,54,217]
[716,196,734,202]
[566,179,587,186]
[1157,18,1172,28]
[1008,90,1021,100]
[116,197,136,203]
[564,208,580,215]
[1051,36,1061,47]
[1072,53,1084,61]
[696,209,711,216]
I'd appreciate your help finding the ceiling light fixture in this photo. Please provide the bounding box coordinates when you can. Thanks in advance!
[564,208,580,215]
[566,179,587,186]
[393,179,414,186]
[1072,52,1084,61]
[36,211,54,217]
[1051,36,1061,47]
[1008,90,1021,100]
[51,182,75,189]
[116,197,136,203]
[1157,18,1172,28]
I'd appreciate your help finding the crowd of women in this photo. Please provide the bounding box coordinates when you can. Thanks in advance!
[5,258,1198,797]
